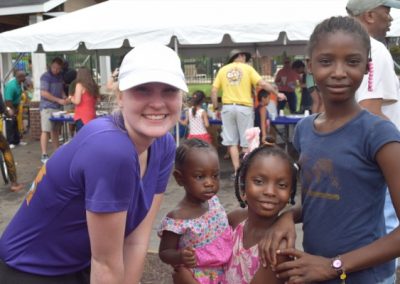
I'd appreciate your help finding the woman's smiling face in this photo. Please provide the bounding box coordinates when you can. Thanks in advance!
[119,82,183,144]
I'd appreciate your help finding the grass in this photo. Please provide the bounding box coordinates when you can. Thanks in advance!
[187,83,222,100]
[188,83,212,95]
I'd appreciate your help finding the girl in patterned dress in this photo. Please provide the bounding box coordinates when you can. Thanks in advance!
[158,138,232,283]
[179,90,212,144]
[223,145,296,284]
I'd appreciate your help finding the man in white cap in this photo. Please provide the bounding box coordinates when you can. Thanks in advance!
[211,49,285,178]
[347,0,400,276]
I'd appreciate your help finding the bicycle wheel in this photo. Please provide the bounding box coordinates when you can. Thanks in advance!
[0,153,9,185]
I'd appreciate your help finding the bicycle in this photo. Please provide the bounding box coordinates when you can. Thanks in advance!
[0,114,13,185]
[0,150,9,185]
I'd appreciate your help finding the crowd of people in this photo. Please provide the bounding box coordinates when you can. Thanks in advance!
[1,0,400,283]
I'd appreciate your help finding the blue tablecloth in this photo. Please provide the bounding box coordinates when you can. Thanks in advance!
[209,115,303,126]
[270,115,303,125]
[49,116,74,123]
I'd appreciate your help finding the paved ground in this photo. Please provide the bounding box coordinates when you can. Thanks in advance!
[1,135,398,283]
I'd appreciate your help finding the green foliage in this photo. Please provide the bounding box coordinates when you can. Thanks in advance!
[390,46,400,74]
[187,84,213,96]
[187,84,222,103]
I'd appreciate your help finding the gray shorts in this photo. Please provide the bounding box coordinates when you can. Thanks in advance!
[220,104,254,148]
[40,109,62,133]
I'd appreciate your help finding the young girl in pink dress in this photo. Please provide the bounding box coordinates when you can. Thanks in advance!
[172,143,295,284]
[179,90,212,144]
[158,138,232,283]
[223,144,295,283]
[69,67,99,132]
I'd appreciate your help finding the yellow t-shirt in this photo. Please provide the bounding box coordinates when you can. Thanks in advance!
[213,62,262,107]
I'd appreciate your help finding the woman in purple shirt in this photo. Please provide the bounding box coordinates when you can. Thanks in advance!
[0,43,188,284]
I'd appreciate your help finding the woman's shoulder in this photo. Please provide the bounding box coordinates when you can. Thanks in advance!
[152,132,176,154]
[76,116,135,153]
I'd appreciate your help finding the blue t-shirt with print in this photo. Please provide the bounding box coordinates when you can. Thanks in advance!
[293,110,400,284]
[0,115,176,276]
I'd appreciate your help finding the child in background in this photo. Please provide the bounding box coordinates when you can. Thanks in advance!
[179,90,212,144]
[69,67,99,132]
[260,16,400,283]
[222,145,295,284]
[158,138,232,284]
[254,90,271,144]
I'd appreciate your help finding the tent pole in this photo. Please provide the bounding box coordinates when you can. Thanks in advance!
[173,37,180,146]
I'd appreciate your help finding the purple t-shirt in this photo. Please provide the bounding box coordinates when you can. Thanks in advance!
[40,70,64,110]
[0,116,175,276]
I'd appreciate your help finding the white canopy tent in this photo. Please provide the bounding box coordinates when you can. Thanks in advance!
[1,0,399,143]
[0,0,372,56]
[1,0,399,86]
[0,0,399,60]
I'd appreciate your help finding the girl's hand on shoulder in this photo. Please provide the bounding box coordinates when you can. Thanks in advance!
[181,247,196,268]
[274,248,337,283]
[258,211,296,267]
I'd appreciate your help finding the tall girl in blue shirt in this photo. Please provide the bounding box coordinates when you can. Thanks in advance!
[259,16,400,284]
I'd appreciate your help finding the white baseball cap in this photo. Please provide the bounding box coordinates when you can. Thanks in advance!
[346,0,400,15]
[118,43,188,92]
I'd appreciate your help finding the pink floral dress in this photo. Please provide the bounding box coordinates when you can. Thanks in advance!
[223,220,260,284]
[158,195,232,284]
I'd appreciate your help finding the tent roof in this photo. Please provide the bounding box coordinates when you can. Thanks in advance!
[0,0,66,16]
[0,0,399,56]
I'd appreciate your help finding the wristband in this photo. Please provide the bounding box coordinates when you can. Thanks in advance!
[331,256,346,283]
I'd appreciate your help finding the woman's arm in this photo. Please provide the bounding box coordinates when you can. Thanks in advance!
[122,193,164,284]
[87,210,127,284]
[70,83,83,105]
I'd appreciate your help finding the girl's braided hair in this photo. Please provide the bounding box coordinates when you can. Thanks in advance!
[175,138,215,170]
[307,16,370,58]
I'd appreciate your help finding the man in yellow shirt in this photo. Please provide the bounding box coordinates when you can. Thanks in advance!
[211,49,285,177]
